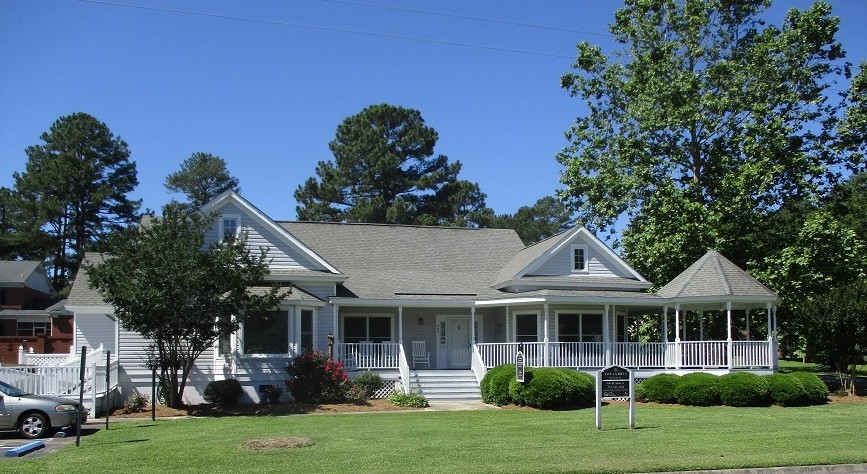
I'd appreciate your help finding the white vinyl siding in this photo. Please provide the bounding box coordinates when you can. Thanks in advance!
[533,240,631,278]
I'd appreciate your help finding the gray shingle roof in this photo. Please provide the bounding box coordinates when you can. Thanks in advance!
[493,231,567,285]
[0,261,42,285]
[281,222,525,300]
[655,250,776,300]
[67,253,110,307]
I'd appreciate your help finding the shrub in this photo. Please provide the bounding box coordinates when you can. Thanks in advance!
[286,350,348,403]
[719,372,771,407]
[204,379,243,406]
[634,382,648,402]
[640,373,680,404]
[509,368,593,409]
[352,371,385,398]
[388,391,429,408]
[766,373,807,406]
[123,393,149,413]
[562,369,595,407]
[481,364,516,406]
[344,383,370,404]
[674,373,720,406]
[790,372,829,405]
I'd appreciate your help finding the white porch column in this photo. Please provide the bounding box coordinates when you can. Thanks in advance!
[505,306,510,343]
[333,304,340,361]
[699,311,704,341]
[746,308,750,340]
[398,306,404,345]
[674,304,681,370]
[726,301,733,370]
[662,306,668,343]
[471,306,476,344]
[767,303,775,369]
[603,304,611,366]
[292,306,300,354]
[543,303,549,366]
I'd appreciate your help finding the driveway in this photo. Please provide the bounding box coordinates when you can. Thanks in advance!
[0,423,100,460]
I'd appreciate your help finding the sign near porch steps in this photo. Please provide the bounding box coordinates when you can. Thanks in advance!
[515,347,525,383]
[595,365,635,430]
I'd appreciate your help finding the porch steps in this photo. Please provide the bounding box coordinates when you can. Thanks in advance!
[407,370,481,401]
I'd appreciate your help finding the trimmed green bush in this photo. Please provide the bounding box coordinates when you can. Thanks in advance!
[640,373,680,404]
[790,372,829,405]
[204,379,243,406]
[766,373,807,406]
[481,364,516,406]
[352,371,385,398]
[719,372,771,407]
[634,382,648,402]
[674,373,720,406]
[563,370,596,407]
[388,391,429,408]
[509,367,594,409]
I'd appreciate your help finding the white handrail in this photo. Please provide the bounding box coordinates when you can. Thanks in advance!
[398,343,410,394]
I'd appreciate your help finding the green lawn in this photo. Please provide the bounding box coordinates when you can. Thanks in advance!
[8,403,867,473]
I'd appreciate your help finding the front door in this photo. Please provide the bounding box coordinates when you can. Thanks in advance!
[448,317,471,368]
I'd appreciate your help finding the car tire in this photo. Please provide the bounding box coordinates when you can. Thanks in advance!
[19,412,50,439]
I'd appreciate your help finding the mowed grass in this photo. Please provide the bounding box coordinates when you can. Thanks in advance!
[8,403,867,474]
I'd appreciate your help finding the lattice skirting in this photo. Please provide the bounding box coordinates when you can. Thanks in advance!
[372,379,399,399]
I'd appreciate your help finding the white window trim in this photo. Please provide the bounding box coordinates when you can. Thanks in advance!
[511,310,541,343]
[219,214,241,242]
[571,244,589,273]
[240,309,291,356]
[341,313,395,343]
[297,306,316,354]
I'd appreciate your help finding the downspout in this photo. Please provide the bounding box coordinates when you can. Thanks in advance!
[398,306,403,345]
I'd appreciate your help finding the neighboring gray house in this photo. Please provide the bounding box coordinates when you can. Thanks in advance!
[66,191,779,404]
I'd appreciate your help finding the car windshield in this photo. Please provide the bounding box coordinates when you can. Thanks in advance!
[0,380,29,397]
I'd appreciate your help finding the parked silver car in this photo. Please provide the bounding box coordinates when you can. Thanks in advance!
[0,380,87,439]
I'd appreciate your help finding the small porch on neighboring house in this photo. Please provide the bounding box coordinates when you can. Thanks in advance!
[330,250,779,396]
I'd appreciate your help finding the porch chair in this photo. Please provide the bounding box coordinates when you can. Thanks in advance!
[411,340,430,369]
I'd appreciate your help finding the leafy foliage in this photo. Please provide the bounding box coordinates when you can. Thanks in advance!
[718,372,771,407]
[285,351,348,403]
[86,202,282,408]
[204,379,243,407]
[14,112,140,289]
[387,391,429,408]
[766,374,808,407]
[639,373,680,404]
[557,0,859,285]
[350,371,385,399]
[673,373,720,406]
[479,196,574,245]
[508,368,594,409]
[789,372,829,405]
[480,364,516,406]
[294,103,488,226]
[165,152,240,208]
[123,393,149,413]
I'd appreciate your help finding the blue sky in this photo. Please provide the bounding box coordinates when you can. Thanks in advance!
[2,0,866,221]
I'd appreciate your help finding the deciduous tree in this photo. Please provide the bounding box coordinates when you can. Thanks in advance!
[557,0,858,285]
[86,203,283,408]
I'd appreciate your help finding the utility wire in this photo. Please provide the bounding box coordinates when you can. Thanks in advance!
[74,0,578,60]
[315,0,612,37]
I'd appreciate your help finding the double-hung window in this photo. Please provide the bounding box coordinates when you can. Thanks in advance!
[343,315,392,343]
[244,310,289,354]
[514,312,539,343]
[571,244,588,273]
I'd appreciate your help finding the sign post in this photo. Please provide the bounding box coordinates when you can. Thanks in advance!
[595,365,635,430]
[515,343,525,383]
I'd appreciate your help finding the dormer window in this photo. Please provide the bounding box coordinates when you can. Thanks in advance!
[571,244,588,273]
[221,216,239,242]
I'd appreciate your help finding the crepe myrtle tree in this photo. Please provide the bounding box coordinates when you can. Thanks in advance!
[86,202,284,408]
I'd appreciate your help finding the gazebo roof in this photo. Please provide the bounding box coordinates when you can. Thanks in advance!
[656,250,777,308]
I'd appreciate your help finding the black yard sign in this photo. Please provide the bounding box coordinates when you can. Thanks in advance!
[595,365,635,430]
[515,348,525,383]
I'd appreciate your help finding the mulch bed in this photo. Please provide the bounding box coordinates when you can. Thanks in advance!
[110,397,418,419]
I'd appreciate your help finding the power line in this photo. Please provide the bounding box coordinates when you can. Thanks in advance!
[73,0,578,60]
[315,0,613,37]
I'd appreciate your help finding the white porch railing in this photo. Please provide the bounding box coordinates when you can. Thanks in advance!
[476,340,774,370]
[335,342,399,370]
[398,343,410,394]
[471,345,487,384]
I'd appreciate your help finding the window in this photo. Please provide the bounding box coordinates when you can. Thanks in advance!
[244,311,288,354]
[221,217,239,241]
[300,309,314,352]
[616,314,628,342]
[514,313,538,343]
[17,321,51,337]
[343,315,392,343]
[571,244,588,272]
[581,314,603,342]
[556,314,580,342]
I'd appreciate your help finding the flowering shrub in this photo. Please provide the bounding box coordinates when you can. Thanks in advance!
[260,384,284,403]
[285,350,348,403]
[124,393,149,413]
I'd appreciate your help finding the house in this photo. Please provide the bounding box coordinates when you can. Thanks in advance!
[0,261,73,365]
[66,191,779,404]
